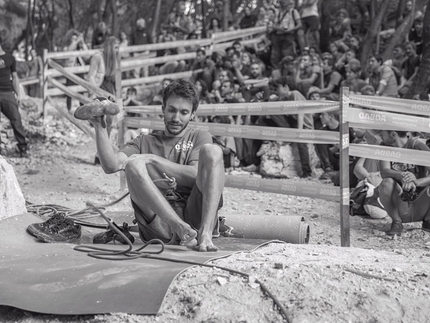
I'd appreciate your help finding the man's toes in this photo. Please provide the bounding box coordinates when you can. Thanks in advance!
[182,229,197,244]
[195,243,218,252]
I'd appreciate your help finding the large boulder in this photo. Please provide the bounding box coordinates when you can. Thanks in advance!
[0,156,27,220]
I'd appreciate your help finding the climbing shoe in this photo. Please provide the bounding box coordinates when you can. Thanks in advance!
[27,212,68,237]
[33,218,82,243]
[73,97,119,121]
[93,222,135,245]
[386,222,403,236]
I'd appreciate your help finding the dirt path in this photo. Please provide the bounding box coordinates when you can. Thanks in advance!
[2,115,430,323]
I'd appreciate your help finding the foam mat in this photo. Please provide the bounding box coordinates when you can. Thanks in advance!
[0,212,273,315]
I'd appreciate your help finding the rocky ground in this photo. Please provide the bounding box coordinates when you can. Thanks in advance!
[1,99,430,323]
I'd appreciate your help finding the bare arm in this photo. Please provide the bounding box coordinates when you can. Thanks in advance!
[380,160,402,181]
[11,72,20,98]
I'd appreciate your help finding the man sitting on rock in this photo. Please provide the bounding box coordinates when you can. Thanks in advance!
[75,79,225,251]
[378,130,430,236]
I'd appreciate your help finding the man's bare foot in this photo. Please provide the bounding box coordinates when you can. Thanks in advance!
[194,232,218,252]
[177,224,198,245]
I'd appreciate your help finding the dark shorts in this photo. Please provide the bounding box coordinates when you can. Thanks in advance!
[301,16,320,32]
[132,184,223,244]
[382,184,430,223]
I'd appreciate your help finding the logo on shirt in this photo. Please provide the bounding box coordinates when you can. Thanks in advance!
[175,140,193,152]
[0,58,5,69]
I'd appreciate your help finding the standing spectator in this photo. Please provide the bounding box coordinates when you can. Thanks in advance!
[368,54,398,98]
[130,18,152,78]
[92,21,109,49]
[208,0,234,30]
[63,29,89,111]
[163,0,196,40]
[269,0,302,71]
[0,36,28,157]
[408,16,423,55]
[239,7,258,29]
[27,48,43,98]
[399,42,421,98]
[297,0,320,50]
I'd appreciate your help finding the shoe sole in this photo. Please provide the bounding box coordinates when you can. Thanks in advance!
[33,230,81,244]
[74,100,120,120]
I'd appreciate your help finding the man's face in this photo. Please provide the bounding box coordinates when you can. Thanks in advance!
[349,37,359,48]
[177,2,186,15]
[244,8,251,15]
[320,112,330,125]
[381,130,396,146]
[345,67,357,80]
[127,91,136,100]
[163,95,195,136]
[415,21,423,32]
[405,44,415,57]
[393,47,404,59]
[345,50,355,61]
[406,1,412,11]
[162,80,171,89]
[368,57,380,72]
[196,51,206,63]
[136,18,145,29]
[250,64,261,78]
[219,71,229,82]
[310,92,321,100]
[220,81,233,97]
[301,55,311,68]
[233,43,242,52]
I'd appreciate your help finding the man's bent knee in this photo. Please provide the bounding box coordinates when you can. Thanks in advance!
[199,144,223,164]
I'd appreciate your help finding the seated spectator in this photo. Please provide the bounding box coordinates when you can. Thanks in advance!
[383,44,405,84]
[360,84,376,96]
[92,21,109,49]
[212,68,235,92]
[231,50,251,79]
[398,42,421,98]
[272,55,297,89]
[190,47,216,92]
[368,54,398,97]
[162,0,196,40]
[340,58,367,94]
[335,48,357,78]
[150,78,172,105]
[255,7,269,27]
[195,79,214,105]
[407,16,423,55]
[295,53,321,97]
[123,86,149,140]
[319,52,342,100]
[213,79,244,104]
[378,130,430,236]
[329,9,352,45]
[234,62,270,102]
[314,110,355,182]
[328,42,343,63]
[257,78,314,178]
[212,117,238,169]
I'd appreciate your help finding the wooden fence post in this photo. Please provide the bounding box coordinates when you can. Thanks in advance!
[339,87,350,247]
[42,48,49,124]
[116,46,126,191]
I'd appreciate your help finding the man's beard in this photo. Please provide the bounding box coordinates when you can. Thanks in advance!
[164,120,189,136]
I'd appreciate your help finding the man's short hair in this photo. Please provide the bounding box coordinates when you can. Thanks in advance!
[232,40,241,47]
[162,79,199,113]
[196,47,206,56]
[127,86,137,94]
[405,42,417,51]
[370,54,383,64]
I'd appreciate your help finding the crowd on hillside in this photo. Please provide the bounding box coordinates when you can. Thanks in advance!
[12,0,430,183]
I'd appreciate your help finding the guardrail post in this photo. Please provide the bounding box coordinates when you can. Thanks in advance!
[339,87,350,247]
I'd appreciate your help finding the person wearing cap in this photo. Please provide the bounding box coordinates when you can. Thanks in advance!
[273,55,297,89]
[340,59,367,94]
[368,54,398,97]
[318,53,342,101]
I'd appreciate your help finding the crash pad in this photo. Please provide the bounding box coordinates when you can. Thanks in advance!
[0,212,275,315]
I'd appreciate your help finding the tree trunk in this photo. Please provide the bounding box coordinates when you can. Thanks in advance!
[319,0,332,52]
[110,0,117,37]
[359,0,392,71]
[68,0,74,28]
[223,0,230,31]
[152,0,162,42]
[410,1,430,98]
